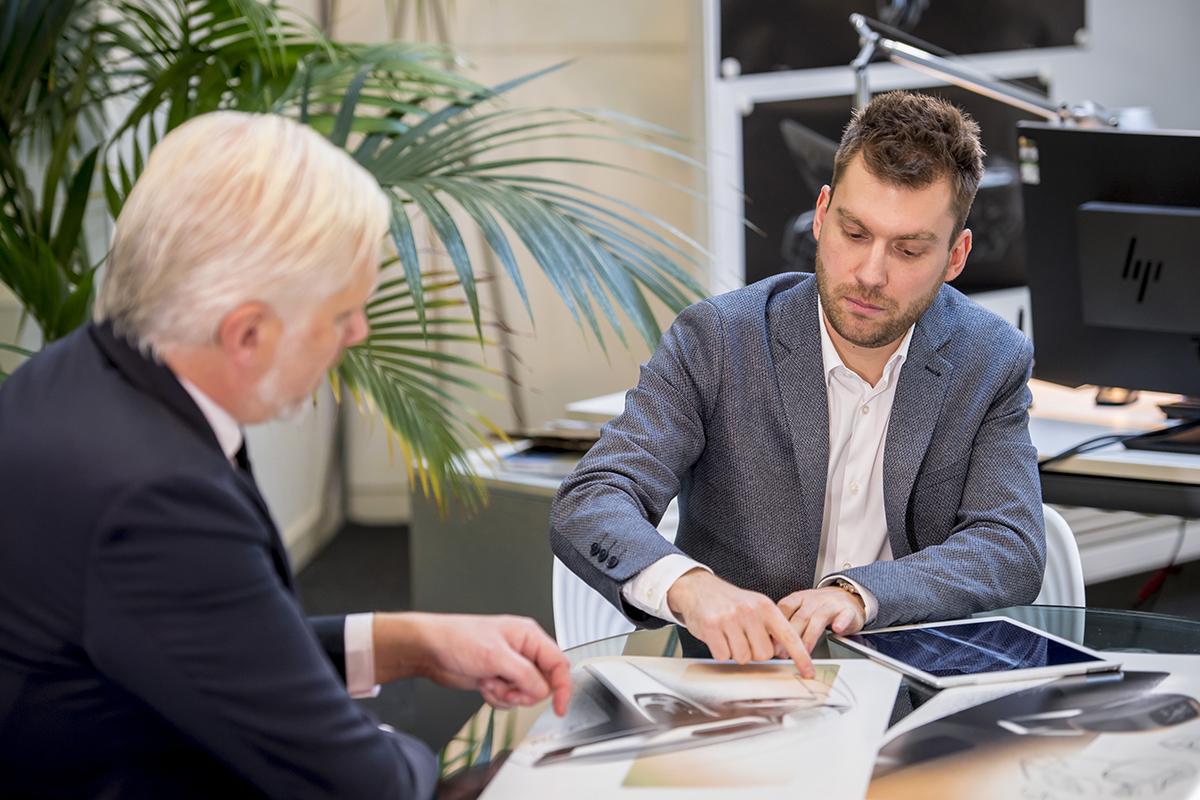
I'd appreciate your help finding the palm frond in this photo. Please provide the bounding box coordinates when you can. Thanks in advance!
[321,67,707,351]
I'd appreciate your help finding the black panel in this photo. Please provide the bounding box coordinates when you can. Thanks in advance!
[720,0,1085,76]
[1019,123,1200,398]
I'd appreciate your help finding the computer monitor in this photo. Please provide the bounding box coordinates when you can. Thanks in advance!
[1019,122,1200,453]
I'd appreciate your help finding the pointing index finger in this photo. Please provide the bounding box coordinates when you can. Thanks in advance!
[766,608,814,678]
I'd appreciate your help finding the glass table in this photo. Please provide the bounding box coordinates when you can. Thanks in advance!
[435,606,1200,797]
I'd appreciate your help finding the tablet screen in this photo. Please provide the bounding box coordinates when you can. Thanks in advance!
[842,619,1105,678]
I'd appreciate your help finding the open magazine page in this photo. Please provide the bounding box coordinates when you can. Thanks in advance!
[870,653,1200,799]
[480,657,900,799]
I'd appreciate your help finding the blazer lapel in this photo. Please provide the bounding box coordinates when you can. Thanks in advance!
[233,444,295,592]
[770,278,829,584]
[89,322,294,588]
[882,290,956,557]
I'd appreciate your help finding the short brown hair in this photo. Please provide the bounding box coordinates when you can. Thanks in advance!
[831,91,985,239]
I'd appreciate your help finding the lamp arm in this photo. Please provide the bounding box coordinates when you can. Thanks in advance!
[849,13,1113,126]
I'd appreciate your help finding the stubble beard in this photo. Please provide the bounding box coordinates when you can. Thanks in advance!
[814,246,948,349]
[255,333,311,423]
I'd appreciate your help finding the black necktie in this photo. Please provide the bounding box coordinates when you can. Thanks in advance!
[234,441,254,478]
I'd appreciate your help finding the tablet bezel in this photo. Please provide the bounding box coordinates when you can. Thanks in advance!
[830,615,1122,689]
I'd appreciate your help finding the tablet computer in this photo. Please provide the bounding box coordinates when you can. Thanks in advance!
[831,616,1121,689]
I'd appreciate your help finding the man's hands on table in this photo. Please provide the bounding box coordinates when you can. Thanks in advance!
[667,571,869,668]
[666,569,816,677]
[372,612,572,716]
[777,586,867,653]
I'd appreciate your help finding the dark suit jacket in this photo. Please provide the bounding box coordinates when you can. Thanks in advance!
[0,323,436,798]
[551,273,1045,628]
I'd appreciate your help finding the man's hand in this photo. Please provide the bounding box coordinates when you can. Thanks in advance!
[373,613,572,716]
[777,586,866,653]
[666,570,815,677]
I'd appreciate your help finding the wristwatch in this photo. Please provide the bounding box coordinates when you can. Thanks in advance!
[830,578,866,610]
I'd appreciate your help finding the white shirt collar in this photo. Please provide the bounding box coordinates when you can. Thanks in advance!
[817,294,914,388]
[178,378,244,461]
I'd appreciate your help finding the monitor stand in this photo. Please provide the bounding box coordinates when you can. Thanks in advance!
[1162,397,1200,421]
[1123,399,1200,455]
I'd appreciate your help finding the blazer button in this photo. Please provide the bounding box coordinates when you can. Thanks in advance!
[597,548,608,561]
[607,555,619,568]
[590,542,599,556]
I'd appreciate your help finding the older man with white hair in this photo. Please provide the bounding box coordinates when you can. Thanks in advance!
[0,112,570,798]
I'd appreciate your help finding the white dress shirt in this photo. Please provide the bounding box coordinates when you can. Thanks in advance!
[811,298,913,623]
[178,379,379,697]
[621,300,914,626]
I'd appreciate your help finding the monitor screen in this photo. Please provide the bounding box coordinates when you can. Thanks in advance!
[1019,123,1200,398]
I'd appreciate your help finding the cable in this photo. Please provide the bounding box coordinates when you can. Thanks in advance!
[1134,517,1189,613]
[1038,432,1143,471]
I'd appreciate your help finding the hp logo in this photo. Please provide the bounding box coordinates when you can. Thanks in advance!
[1121,236,1163,303]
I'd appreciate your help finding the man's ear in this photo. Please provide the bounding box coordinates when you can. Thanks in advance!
[812,185,832,241]
[945,227,972,283]
[215,302,279,369]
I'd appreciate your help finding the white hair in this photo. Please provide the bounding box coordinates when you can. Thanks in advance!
[95,111,389,351]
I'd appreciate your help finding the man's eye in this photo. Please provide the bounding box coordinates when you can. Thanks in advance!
[845,230,866,241]
[898,248,922,259]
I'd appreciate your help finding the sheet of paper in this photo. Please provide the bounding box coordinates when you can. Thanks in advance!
[882,677,1057,744]
[480,658,901,800]
[870,653,1200,800]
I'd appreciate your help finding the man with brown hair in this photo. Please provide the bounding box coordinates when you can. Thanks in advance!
[551,91,1045,668]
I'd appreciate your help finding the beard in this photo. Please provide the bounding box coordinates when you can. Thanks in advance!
[254,334,313,422]
[814,246,948,348]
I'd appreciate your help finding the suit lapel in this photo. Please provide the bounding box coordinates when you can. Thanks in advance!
[89,322,294,588]
[770,278,829,584]
[882,290,956,556]
[232,443,295,592]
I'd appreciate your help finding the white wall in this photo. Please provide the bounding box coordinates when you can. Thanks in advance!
[1061,0,1200,130]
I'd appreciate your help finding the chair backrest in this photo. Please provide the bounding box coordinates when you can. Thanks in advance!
[552,499,679,650]
[551,558,634,650]
[1033,503,1086,607]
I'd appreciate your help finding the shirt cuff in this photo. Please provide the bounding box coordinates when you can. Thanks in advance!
[345,612,382,698]
[621,554,712,625]
[818,575,879,625]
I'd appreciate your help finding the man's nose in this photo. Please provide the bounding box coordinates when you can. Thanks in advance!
[855,243,889,290]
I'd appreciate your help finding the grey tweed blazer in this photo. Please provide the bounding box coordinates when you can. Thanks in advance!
[549,272,1045,629]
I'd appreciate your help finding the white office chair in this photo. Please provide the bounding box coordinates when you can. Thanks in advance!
[552,499,679,650]
[1033,503,1086,607]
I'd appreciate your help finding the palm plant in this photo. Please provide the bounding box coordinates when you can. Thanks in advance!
[0,0,706,507]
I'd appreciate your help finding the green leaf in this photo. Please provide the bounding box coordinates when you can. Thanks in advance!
[364,61,570,180]
[102,165,124,218]
[433,179,531,321]
[329,65,370,148]
[398,182,481,340]
[386,196,426,331]
[51,144,98,268]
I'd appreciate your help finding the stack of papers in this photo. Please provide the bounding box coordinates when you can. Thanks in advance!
[480,656,900,799]
[870,653,1200,799]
